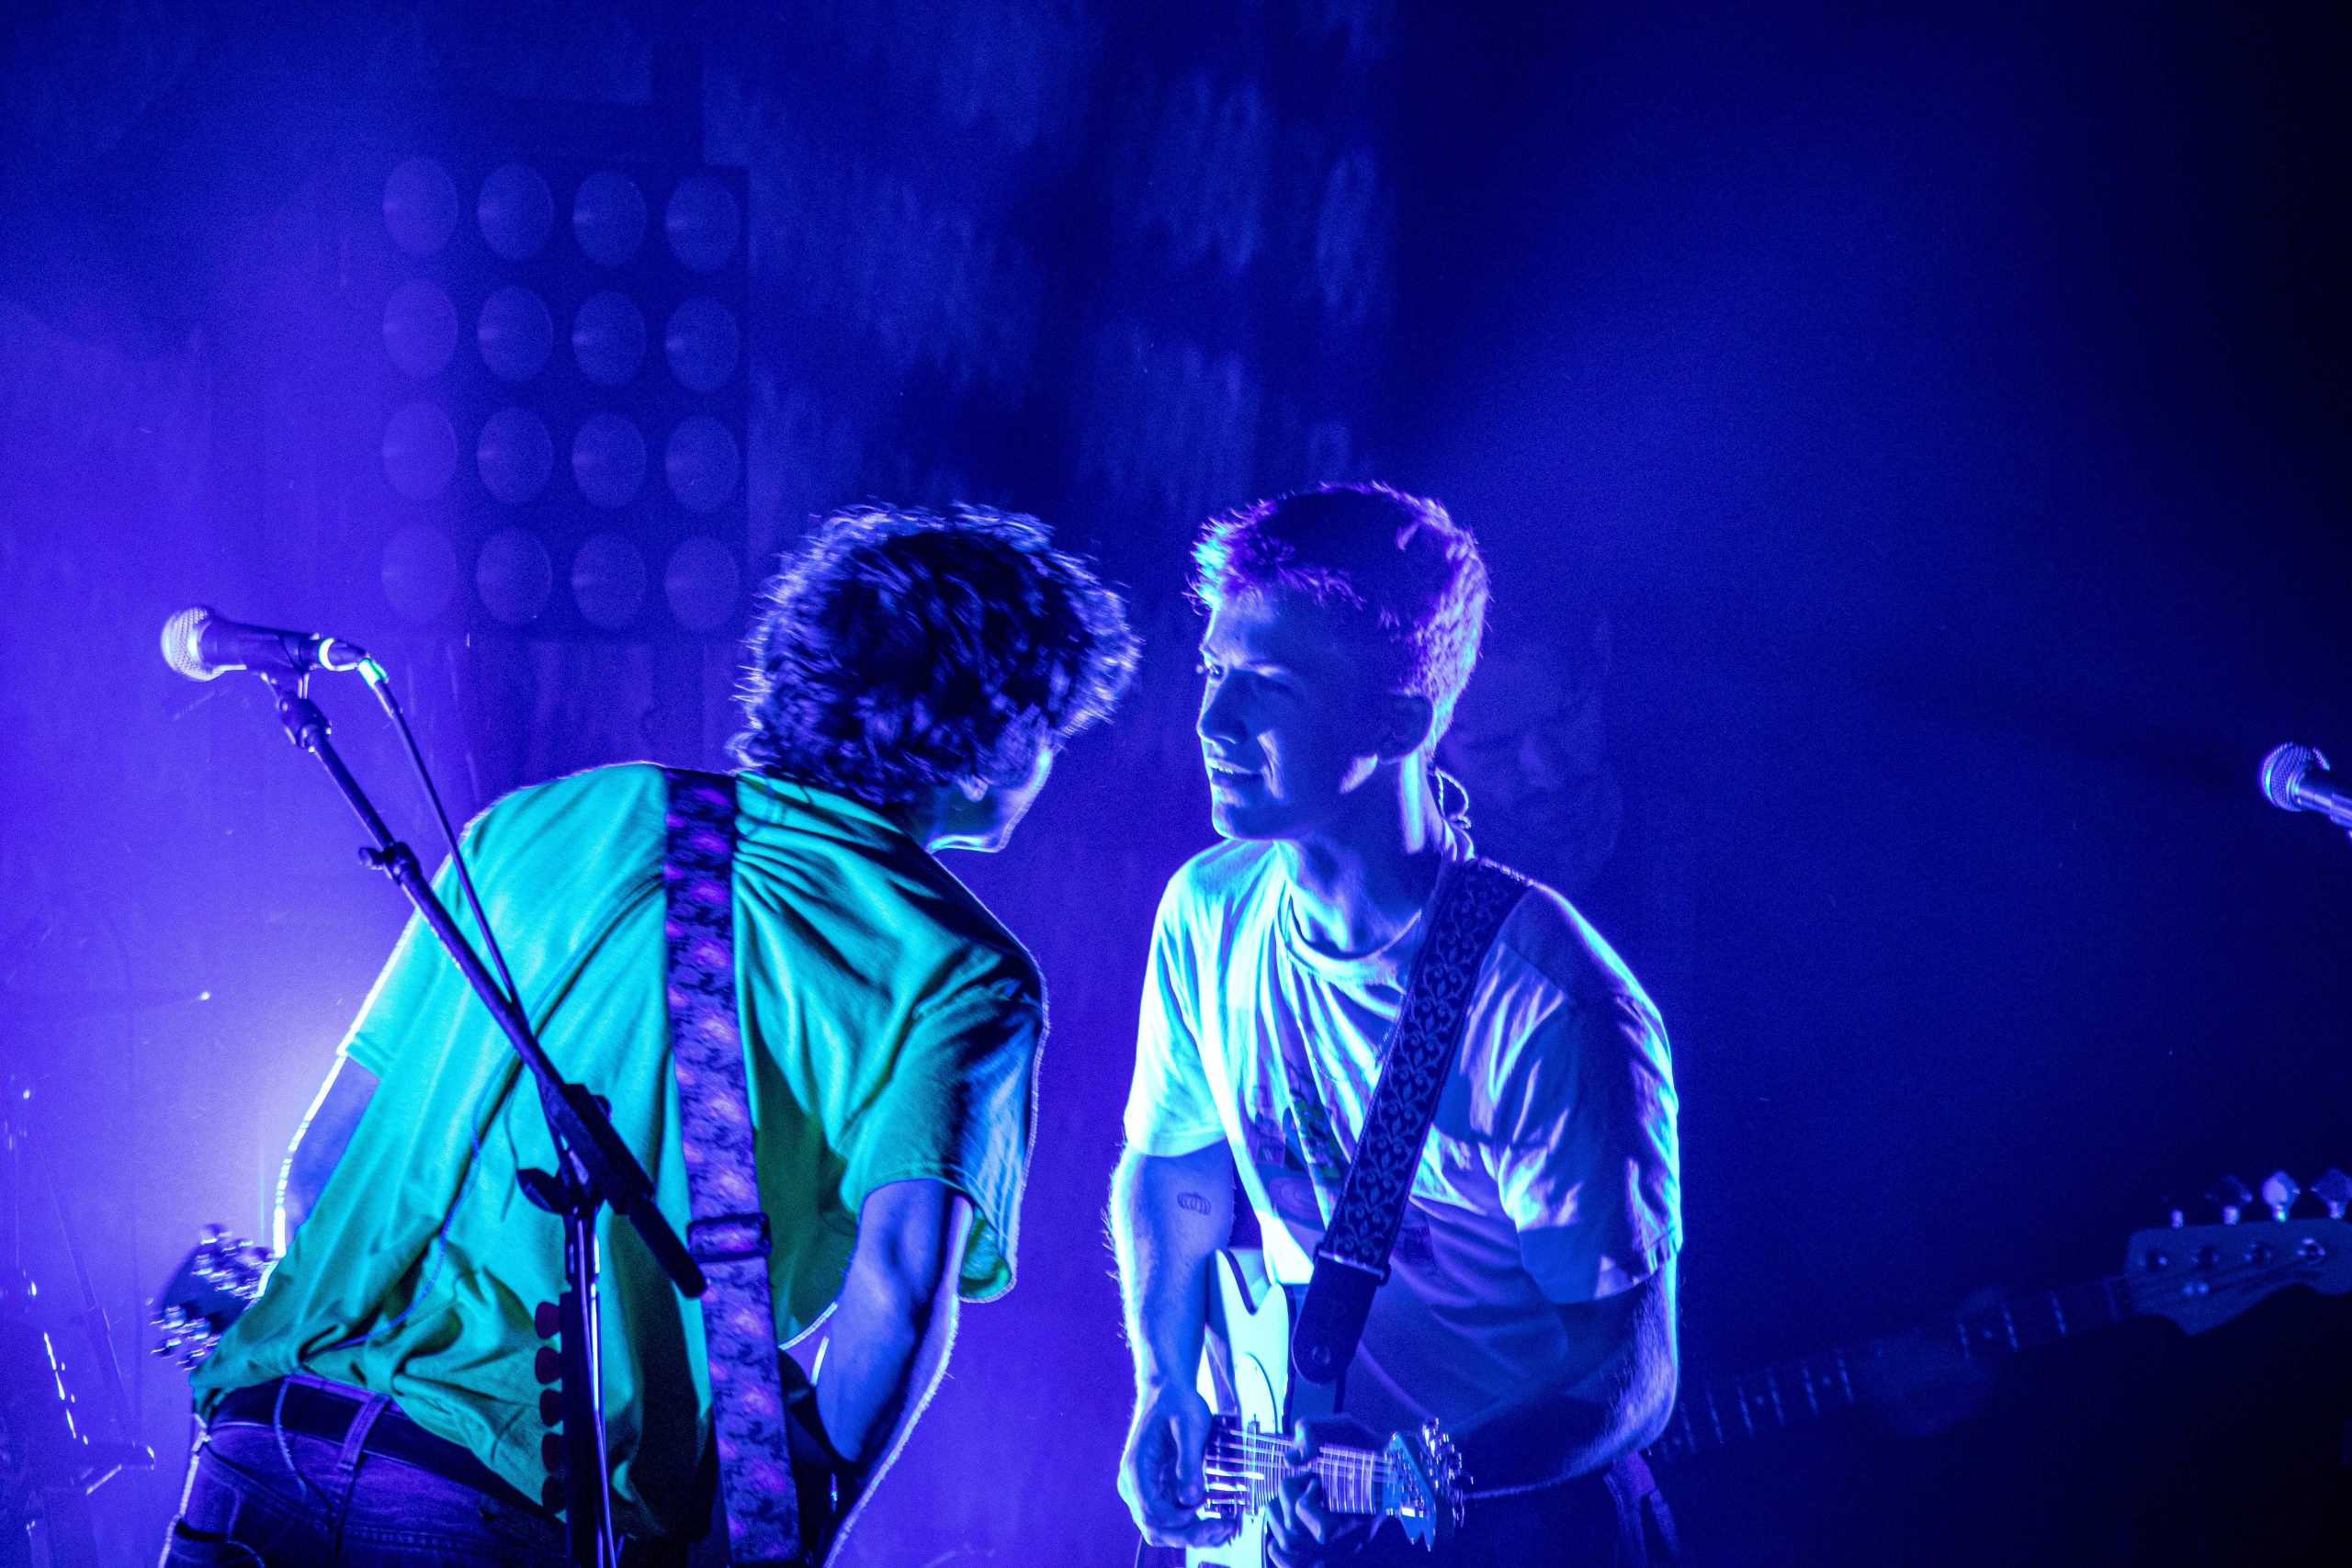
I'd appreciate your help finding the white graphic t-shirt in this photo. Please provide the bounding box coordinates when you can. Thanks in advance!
[1123,836,1681,1445]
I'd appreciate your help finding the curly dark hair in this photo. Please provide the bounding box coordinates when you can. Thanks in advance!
[731,503,1139,813]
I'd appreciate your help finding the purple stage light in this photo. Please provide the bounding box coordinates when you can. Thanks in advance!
[478,286,554,382]
[380,525,462,624]
[382,279,460,378]
[477,407,556,506]
[573,412,649,508]
[383,157,460,256]
[381,402,460,501]
[573,290,649,387]
[479,163,556,262]
[574,170,650,267]
[477,526,554,626]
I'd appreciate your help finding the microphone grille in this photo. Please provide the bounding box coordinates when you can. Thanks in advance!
[161,605,221,682]
[2258,742,2324,812]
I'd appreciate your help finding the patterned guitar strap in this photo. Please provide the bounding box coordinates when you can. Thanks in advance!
[1291,857,1531,1391]
[662,769,804,1565]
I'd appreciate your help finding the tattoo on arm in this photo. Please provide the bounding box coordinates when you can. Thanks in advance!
[1176,1191,1212,1215]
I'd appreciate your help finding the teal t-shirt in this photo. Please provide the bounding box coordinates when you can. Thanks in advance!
[193,763,1045,1535]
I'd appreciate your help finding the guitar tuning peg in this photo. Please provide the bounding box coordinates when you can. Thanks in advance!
[2207,1175,2254,1224]
[2261,1171,2301,1222]
[2312,1168,2352,1220]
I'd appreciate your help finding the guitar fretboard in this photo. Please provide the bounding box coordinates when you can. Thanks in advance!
[1203,1425,1397,1516]
[1650,1275,2130,1463]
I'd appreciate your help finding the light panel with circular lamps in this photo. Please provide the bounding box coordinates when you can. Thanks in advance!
[665,175,741,273]
[383,158,460,256]
[382,278,459,378]
[573,290,649,387]
[381,524,461,624]
[664,298,741,392]
[665,536,741,632]
[479,163,556,262]
[478,286,555,383]
[382,402,460,501]
[664,416,740,513]
[477,406,556,506]
[477,526,555,626]
[573,413,650,509]
[572,532,650,630]
[573,170,649,267]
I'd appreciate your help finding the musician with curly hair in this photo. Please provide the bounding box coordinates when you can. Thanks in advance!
[167,505,1138,1565]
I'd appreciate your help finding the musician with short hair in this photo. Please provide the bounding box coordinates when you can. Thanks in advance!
[1111,484,1682,1565]
[165,505,1138,1565]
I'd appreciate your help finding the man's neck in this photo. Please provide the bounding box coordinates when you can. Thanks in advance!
[1280,761,1453,957]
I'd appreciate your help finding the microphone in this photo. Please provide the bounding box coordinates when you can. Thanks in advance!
[160,606,371,682]
[2258,742,2352,830]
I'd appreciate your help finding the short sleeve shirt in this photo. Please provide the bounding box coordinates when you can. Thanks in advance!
[1122,838,1679,1440]
[195,763,1045,1537]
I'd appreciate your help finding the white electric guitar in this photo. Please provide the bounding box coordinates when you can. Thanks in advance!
[1139,1247,1466,1567]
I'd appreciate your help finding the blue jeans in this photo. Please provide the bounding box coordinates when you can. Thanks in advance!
[159,1402,568,1567]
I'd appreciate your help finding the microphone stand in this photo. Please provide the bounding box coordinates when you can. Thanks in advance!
[257,670,705,1567]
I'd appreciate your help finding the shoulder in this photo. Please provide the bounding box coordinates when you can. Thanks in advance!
[1481,867,1664,1039]
[466,761,670,862]
[1157,837,1283,931]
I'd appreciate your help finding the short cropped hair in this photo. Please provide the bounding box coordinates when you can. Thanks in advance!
[1192,482,1488,738]
[733,503,1139,813]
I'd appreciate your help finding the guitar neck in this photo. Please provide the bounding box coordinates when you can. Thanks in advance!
[1651,1273,2133,1463]
[1207,1429,1398,1517]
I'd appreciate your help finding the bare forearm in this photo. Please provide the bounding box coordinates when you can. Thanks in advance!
[1486,1262,1679,1476]
[816,1182,974,1472]
[816,1267,958,1470]
[1110,1145,1231,1393]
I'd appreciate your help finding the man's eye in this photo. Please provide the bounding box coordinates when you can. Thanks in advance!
[1195,660,1221,679]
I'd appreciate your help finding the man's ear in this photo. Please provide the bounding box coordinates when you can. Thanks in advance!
[1375,694,1437,761]
[956,774,990,802]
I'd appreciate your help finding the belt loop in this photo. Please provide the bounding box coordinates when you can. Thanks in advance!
[334,1393,394,1479]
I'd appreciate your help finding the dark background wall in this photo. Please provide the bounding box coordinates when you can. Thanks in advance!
[2,3,2346,1563]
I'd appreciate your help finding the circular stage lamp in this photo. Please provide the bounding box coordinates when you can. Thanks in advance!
[664,416,740,513]
[573,290,648,387]
[665,536,741,632]
[665,175,741,273]
[384,158,460,256]
[381,524,460,624]
[478,286,554,382]
[381,401,459,501]
[572,413,649,509]
[382,279,459,378]
[477,526,554,626]
[477,406,556,506]
[574,170,649,266]
[479,163,555,261]
[572,532,650,630]
[664,298,740,392]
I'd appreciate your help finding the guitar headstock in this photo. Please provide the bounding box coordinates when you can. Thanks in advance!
[1381,1418,1468,1550]
[2122,1169,2352,1337]
[153,1225,272,1369]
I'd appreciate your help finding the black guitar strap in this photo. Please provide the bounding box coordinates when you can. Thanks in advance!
[1290,856,1530,1389]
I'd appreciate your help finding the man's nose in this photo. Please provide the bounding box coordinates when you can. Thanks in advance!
[1198,679,1247,745]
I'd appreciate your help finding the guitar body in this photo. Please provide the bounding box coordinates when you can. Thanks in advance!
[1140,1250,1457,1568]
[1182,1247,1293,1568]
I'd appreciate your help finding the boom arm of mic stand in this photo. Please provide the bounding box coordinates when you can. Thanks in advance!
[261,675,704,1565]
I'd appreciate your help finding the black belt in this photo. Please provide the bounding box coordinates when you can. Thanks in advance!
[211,1378,551,1521]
